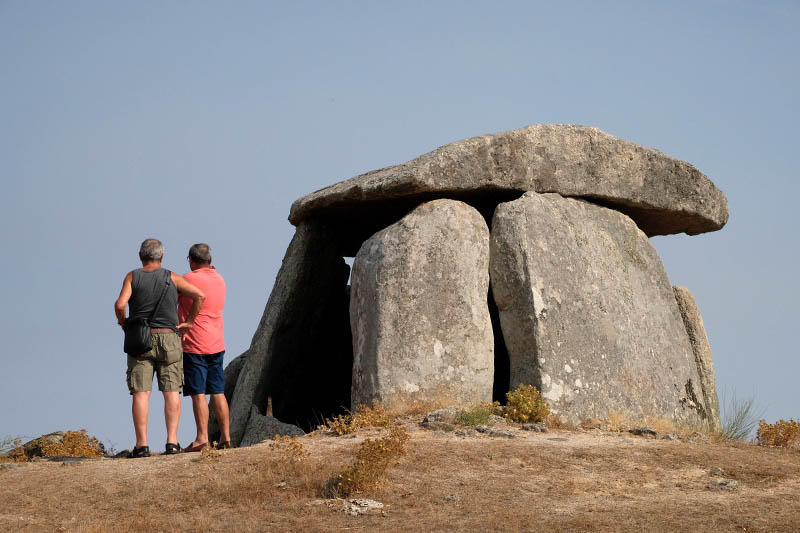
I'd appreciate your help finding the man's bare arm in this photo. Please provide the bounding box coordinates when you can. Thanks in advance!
[114,272,133,327]
[172,272,205,333]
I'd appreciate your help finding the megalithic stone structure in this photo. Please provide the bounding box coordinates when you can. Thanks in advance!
[225,124,727,445]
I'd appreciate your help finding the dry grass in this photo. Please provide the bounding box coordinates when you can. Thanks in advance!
[2,423,800,532]
[317,404,391,435]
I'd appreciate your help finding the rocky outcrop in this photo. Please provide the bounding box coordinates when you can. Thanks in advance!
[673,286,722,431]
[239,406,304,447]
[290,125,728,251]
[490,192,705,424]
[350,199,494,409]
[228,220,348,445]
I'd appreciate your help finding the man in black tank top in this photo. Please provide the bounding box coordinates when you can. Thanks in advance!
[114,238,206,457]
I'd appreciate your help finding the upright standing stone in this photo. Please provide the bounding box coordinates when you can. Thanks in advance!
[490,192,704,425]
[673,286,722,431]
[350,199,493,409]
[228,220,345,445]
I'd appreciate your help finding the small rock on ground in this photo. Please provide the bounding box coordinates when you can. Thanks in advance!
[310,498,384,516]
[475,425,516,438]
[522,423,548,432]
[629,427,659,438]
[455,429,478,438]
[487,415,507,426]
[420,421,456,432]
[422,407,461,425]
[708,479,739,491]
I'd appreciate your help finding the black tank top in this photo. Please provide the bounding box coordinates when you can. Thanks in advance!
[129,268,179,330]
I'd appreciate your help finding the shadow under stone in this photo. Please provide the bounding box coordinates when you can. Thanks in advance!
[489,284,510,404]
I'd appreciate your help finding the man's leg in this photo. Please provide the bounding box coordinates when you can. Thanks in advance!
[163,391,181,445]
[155,332,184,447]
[132,391,151,447]
[209,393,231,444]
[190,394,210,446]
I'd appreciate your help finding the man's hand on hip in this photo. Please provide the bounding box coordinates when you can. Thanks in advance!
[177,321,194,334]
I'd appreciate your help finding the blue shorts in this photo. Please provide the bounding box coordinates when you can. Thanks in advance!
[183,351,225,396]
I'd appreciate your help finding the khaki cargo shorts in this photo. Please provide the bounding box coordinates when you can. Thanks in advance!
[126,332,183,394]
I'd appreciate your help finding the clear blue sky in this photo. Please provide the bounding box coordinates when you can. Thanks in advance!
[1,1,797,450]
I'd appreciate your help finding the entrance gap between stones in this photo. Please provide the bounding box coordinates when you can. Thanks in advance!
[488,284,511,404]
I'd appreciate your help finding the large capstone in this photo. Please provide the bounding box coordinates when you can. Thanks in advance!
[290,124,728,255]
[673,285,721,431]
[350,199,494,409]
[490,192,705,425]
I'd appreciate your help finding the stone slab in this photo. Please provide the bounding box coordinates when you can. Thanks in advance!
[490,192,705,425]
[350,199,494,409]
[290,124,728,240]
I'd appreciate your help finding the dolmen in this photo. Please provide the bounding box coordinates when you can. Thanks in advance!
[220,124,727,446]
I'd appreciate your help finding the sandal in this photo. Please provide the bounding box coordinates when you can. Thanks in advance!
[183,442,208,453]
[127,445,150,458]
[217,441,234,449]
[164,442,181,455]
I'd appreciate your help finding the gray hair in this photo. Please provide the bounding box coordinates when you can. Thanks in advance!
[139,238,164,262]
[188,243,212,264]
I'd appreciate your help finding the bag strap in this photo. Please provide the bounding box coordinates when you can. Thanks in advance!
[148,269,172,321]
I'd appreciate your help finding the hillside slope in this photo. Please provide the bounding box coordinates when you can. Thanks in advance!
[1,423,799,532]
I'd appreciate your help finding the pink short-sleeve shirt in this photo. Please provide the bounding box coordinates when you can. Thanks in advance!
[178,266,226,354]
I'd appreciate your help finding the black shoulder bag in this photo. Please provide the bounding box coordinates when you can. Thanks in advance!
[123,270,172,356]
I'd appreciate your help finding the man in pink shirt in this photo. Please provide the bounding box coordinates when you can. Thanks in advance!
[178,243,232,451]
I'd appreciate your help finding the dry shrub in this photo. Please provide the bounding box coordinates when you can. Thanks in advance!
[270,435,310,461]
[504,385,550,423]
[456,402,501,426]
[322,426,410,497]
[193,444,224,464]
[757,419,800,448]
[318,404,390,435]
[41,430,103,458]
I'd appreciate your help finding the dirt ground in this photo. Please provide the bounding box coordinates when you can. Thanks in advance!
[1,422,799,532]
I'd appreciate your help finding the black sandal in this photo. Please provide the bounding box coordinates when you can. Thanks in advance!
[164,442,181,455]
[127,445,150,458]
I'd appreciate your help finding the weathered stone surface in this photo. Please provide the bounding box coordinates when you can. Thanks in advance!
[350,199,494,409]
[490,192,705,425]
[674,286,722,431]
[290,124,728,244]
[223,350,249,403]
[239,406,304,447]
[229,220,348,445]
